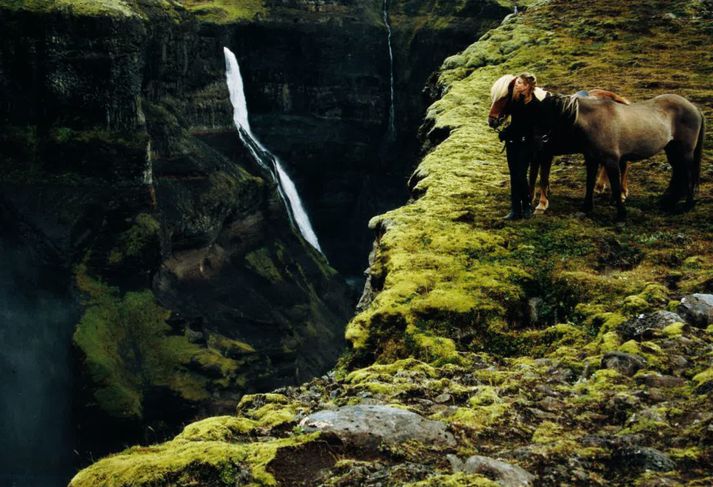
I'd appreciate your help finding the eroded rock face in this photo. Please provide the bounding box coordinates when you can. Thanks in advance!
[300,404,456,449]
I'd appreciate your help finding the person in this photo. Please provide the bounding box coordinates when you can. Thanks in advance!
[499,73,540,220]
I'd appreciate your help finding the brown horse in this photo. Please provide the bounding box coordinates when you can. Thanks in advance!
[489,74,705,220]
[489,75,632,213]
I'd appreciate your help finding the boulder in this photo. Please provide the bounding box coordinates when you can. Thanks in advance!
[678,294,713,327]
[300,404,456,449]
[448,454,535,487]
[612,447,676,472]
[601,351,647,376]
[619,311,684,340]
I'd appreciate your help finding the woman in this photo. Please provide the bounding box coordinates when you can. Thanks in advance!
[499,73,540,220]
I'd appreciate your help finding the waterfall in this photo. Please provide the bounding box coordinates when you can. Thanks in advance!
[382,0,396,139]
[223,47,322,253]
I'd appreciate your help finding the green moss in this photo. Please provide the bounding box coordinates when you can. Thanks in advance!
[176,416,258,442]
[182,0,266,23]
[692,367,713,387]
[433,385,508,432]
[108,213,160,265]
[69,432,320,487]
[244,247,283,283]
[0,0,138,17]
[73,265,245,419]
[662,321,686,337]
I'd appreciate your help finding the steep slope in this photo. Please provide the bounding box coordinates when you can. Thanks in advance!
[70,0,713,486]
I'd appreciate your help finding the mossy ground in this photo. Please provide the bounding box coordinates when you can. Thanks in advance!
[72,0,713,485]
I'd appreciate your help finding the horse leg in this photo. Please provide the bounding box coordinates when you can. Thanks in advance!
[604,158,626,221]
[535,155,552,214]
[620,160,629,202]
[662,142,686,210]
[529,156,540,208]
[594,165,608,195]
[582,156,598,213]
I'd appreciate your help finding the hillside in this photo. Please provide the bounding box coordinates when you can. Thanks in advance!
[71,0,713,485]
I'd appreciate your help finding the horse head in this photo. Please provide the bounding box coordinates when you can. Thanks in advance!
[488,74,516,128]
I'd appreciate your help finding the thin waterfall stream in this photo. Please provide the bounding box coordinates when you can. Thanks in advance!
[383,0,396,139]
[223,47,322,253]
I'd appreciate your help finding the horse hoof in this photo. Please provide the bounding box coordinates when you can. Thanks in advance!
[534,208,546,215]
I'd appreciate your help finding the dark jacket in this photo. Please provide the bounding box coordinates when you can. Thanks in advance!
[500,95,545,142]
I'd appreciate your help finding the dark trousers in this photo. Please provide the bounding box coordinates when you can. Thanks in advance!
[506,140,533,215]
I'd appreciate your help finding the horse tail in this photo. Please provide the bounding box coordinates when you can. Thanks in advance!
[693,108,705,191]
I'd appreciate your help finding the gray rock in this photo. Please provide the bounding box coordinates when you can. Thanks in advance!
[613,446,676,472]
[448,454,535,487]
[601,351,647,376]
[678,294,713,327]
[635,373,685,388]
[619,311,684,340]
[300,404,456,449]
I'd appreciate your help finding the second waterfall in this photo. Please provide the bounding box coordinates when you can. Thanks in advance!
[223,47,322,253]
[383,0,396,139]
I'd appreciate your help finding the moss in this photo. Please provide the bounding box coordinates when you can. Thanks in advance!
[692,367,713,387]
[244,247,283,283]
[236,393,299,429]
[176,416,258,442]
[623,283,670,314]
[69,432,320,487]
[182,0,266,23]
[434,385,508,432]
[73,264,245,419]
[662,321,686,337]
[0,0,138,17]
[571,369,630,405]
[108,213,160,265]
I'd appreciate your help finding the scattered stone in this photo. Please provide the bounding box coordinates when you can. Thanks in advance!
[619,311,684,340]
[601,351,647,376]
[677,294,713,327]
[448,454,535,487]
[612,446,676,472]
[537,396,564,412]
[434,393,452,404]
[300,405,456,449]
[635,373,685,388]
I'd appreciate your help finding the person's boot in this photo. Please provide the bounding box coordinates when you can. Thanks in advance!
[502,208,523,220]
[522,202,533,219]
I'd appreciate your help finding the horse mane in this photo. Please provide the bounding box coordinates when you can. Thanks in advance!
[543,93,581,127]
[491,74,515,104]
[534,87,548,101]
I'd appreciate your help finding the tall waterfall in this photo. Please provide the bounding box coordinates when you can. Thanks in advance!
[382,0,396,139]
[223,47,322,253]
